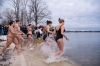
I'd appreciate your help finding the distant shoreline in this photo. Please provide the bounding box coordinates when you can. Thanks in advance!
[65,31,100,32]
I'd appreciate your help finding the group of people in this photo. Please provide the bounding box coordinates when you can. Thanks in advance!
[0,25,9,35]
[0,18,69,58]
[42,18,69,57]
[0,20,25,57]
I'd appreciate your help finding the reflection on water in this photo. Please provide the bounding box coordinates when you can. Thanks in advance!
[64,32,100,66]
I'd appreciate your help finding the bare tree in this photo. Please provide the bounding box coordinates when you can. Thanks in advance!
[0,0,4,19]
[0,0,3,6]
[10,0,22,20]
[10,0,29,25]
[0,20,8,25]
[0,14,2,20]
[20,0,29,25]
[1,0,51,26]
[29,0,51,26]
[0,8,14,25]
[4,9,15,22]
[26,9,32,24]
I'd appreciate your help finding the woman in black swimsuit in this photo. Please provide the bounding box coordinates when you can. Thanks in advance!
[43,20,53,41]
[1,21,20,57]
[26,24,34,46]
[52,18,69,57]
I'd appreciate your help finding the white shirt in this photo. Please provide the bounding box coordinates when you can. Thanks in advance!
[34,29,42,34]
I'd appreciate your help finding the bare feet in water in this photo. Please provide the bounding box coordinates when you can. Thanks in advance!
[17,50,21,53]
[20,48,25,51]
[50,55,55,58]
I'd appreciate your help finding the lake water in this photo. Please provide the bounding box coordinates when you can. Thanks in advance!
[64,32,100,66]
[1,33,99,66]
[25,32,100,66]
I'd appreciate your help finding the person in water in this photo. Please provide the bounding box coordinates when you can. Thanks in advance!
[52,18,69,57]
[43,20,53,40]
[15,20,25,50]
[0,21,21,57]
[26,24,34,47]
[35,26,43,46]
[30,21,52,50]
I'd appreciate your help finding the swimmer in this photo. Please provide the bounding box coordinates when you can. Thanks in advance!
[51,18,69,58]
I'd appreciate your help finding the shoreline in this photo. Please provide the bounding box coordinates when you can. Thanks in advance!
[65,31,100,32]
[0,35,79,66]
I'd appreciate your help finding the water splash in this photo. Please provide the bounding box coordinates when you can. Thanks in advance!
[40,37,70,63]
[45,55,68,63]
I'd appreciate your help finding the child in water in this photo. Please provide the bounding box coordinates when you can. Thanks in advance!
[30,26,43,50]
[36,26,43,46]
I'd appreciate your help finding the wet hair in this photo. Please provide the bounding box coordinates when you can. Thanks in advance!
[47,20,52,25]
[9,21,14,26]
[58,18,64,23]
[16,20,20,23]
[28,24,32,26]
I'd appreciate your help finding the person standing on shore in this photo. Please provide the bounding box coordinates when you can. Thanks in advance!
[15,20,25,50]
[0,21,21,57]
[52,18,69,57]
[26,24,34,47]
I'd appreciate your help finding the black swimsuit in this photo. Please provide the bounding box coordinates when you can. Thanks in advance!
[27,27,32,37]
[43,31,49,40]
[55,25,64,42]
[27,34,32,37]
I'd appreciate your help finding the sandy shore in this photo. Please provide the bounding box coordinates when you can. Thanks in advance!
[0,41,28,66]
[0,40,79,66]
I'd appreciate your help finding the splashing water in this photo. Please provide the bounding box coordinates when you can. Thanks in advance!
[45,54,69,63]
[40,37,71,63]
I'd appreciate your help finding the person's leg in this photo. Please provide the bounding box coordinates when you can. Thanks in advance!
[28,36,34,48]
[16,35,24,49]
[38,38,42,45]
[37,38,39,45]
[54,38,64,56]
[13,38,20,53]
[26,35,32,46]
[16,35,21,45]
[1,37,13,56]
[19,35,24,49]
[30,36,34,44]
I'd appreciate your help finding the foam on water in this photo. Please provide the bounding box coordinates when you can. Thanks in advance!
[45,55,69,63]
[40,37,72,64]
[22,38,79,66]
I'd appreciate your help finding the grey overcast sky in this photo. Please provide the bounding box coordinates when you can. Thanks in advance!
[1,0,100,30]
[45,0,100,31]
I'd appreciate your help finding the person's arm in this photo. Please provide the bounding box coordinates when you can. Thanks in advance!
[61,25,69,40]
[52,29,56,35]
[47,26,52,34]
[53,27,57,35]
[10,27,18,35]
[16,25,24,34]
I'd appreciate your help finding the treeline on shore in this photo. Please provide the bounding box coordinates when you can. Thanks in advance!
[65,31,100,32]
